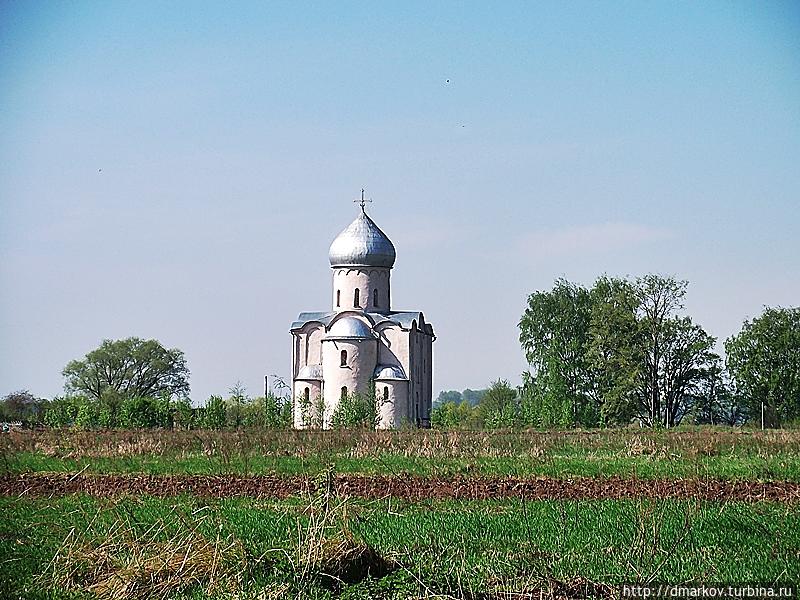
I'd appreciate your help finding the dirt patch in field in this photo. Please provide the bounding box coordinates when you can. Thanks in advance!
[2,473,798,503]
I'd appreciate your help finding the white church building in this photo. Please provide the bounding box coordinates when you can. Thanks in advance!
[290,195,435,429]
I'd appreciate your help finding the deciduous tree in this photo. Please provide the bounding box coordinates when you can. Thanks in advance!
[519,275,721,428]
[519,279,594,425]
[63,338,189,401]
[725,306,800,427]
[0,390,47,425]
[586,276,641,425]
[478,379,518,429]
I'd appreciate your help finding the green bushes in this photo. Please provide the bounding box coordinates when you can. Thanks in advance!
[42,396,79,428]
[207,382,293,429]
[119,396,173,428]
[331,389,377,429]
[201,395,227,429]
[198,391,292,430]
[431,400,478,429]
[296,390,325,429]
[35,394,187,429]
[432,380,518,429]
[23,390,293,431]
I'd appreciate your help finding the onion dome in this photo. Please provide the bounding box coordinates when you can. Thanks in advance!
[324,316,376,340]
[328,209,396,268]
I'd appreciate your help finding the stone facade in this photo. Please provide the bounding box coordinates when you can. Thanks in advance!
[290,205,435,429]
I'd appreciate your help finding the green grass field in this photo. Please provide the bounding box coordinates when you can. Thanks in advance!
[1,428,799,599]
[8,450,800,481]
[2,495,798,599]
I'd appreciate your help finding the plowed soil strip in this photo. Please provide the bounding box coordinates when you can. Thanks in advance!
[2,474,799,503]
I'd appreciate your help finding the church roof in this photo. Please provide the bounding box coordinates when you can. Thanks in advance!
[296,364,323,380]
[290,311,434,336]
[328,209,396,268]
[290,312,334,329]
[324,316,377,340]
[370,312,425,330]
[374,365,407,380]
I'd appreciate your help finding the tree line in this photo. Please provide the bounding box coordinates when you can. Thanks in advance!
[430,276,798,430]
[431,382,515,429]
[516,275,798,428]
[1,386,292,430]
[435,389,488,407]
[0,337,391,430]
[3,281,798,430]
[0,338,292,430]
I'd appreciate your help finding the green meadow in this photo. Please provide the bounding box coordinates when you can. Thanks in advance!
[2,495,798,599]
[1,428,799,599]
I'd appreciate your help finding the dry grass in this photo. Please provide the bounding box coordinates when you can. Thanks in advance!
[36,471,397,599]
[40,506,247,599]
[289,469,395,590]
[5,427,799,463]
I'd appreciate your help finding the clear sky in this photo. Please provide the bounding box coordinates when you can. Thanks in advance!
[1,1,799,402]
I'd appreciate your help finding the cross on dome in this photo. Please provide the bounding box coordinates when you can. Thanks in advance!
[354,188,372,212]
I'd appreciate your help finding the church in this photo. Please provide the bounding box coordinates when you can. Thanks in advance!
[290,194,435,429]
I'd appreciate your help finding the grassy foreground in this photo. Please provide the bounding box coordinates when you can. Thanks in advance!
[2,494,799,599]
[3,427,800,480]
[2,427,799,598]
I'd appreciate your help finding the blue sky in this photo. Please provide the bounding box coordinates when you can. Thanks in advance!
[1,1,799,402]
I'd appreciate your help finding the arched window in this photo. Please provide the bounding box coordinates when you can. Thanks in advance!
[340,349,347,367]
[341,386,348,399]
[383,386,389,401]
[336,290,340,307]
[373,289,379,308]
[354,288,360,308]
[304,387,309,403]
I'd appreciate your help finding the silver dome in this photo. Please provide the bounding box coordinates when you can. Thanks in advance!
[328,210,396,268]
[373,365,407,380]
[296,364,323,380]
[324,316,376,340]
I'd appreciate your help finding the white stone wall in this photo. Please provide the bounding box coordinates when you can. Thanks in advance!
[292,324,324,378]
[292,318,434,429]
[375,379,408,429]
[305,326,324,366]
[332,268,391,313]
[421,329,433,425]
[292,380,322,428]
[292,333,301,379]
[376,324,409,371]
[403,317,435,427]
[321,337,377,427]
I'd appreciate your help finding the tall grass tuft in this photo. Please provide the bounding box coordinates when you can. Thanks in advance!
[40,506,247,599]
[289,467,395,591]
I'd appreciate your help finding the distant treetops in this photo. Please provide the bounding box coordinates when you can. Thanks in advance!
[518,275,799,428]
